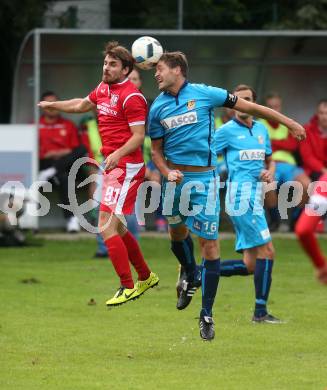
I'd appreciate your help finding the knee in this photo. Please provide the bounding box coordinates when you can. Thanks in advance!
[169,226,188,241]
[266,245,275,259]
[245,262,255,274]
[117,222,128,236]
[243,252,256,273]
[98,213,112,239]
[98,218,106,239]
[200,239,218,259]
[258,243,275,259]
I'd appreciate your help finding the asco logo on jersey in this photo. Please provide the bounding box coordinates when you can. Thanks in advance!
[239,149,265,160]
[161,112,198,130]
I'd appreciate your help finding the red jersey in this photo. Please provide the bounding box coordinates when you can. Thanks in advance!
[39,115,80,159]
[87,78,147,164]
[300,116,327,175]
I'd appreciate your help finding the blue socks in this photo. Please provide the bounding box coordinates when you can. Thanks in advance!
[254,258,274,317]
[200,258,220,318]
[171,235,196,283]
[220,260,249,277]
[200,257,273,317]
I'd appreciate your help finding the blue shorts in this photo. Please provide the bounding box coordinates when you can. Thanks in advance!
[275,162,304,184]
[162,170,220,240]
[226,182,271,252]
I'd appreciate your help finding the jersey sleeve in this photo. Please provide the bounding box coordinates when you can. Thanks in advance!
[206,86,238,109]
[214,126,229,154]
[148,104,164,139]
[87,87,98,105]
[265,128,272,156]
[123,94,147,127]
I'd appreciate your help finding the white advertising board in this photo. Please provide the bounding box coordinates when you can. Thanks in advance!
[0,125,38,229]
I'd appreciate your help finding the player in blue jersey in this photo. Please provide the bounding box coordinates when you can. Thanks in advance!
[148,52,305,340]
[216,84,281,323]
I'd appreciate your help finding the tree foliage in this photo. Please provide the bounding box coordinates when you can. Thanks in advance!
[0,0,52,122]
[265,0,327,29]
[111,0,327,30]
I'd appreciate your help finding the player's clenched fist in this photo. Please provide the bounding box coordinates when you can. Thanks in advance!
[288,121,306,141]
[104,151,121,171]
[260,169,274,183]
[167,169,184,184]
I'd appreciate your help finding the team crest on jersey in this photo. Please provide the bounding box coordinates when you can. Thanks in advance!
[110,93,119,107]
[60,129,66,136]
[187,100,196,110]
[258,135,264,144]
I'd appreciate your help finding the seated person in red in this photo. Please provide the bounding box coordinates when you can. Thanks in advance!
[300,99,327,181]
[39,91,88,232]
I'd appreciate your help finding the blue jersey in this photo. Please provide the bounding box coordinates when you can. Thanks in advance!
[148,82,235,167]
[215,118,272,183]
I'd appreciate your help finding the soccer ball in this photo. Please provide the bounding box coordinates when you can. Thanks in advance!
[131,36,163,70]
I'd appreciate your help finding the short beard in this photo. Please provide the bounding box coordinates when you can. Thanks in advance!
[158,80,172,92]
[102,75,119,85]
[157,81,166,91]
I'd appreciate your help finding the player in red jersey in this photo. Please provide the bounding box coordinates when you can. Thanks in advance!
[295,174,327,284]
[38,41,159,305]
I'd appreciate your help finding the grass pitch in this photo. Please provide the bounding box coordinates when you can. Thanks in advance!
[1,236,327,390]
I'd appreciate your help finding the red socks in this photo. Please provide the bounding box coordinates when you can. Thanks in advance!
[105,235,134,288]
[105,232,151,288]
[295,211,327,269]
[122,231,151,281]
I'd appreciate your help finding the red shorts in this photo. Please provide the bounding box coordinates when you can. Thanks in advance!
[100,162,145,215]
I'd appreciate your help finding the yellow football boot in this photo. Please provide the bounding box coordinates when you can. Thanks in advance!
[135,272,159,297]
[106,285,138,307]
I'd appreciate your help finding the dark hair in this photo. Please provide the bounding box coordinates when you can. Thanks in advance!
[158,51,188,77]
[318,98,327,106]
[41,91,57,100]
[233,84,257,102]
[103,41,135,76]
[265,91,281,102]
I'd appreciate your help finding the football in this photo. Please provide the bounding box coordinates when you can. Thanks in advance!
[131,36,163,70]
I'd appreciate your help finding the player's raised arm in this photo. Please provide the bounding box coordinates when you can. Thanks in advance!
[38,97,94,114]
[234,98,306,141]
[151,138,169,176]
[104,124,145,170]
